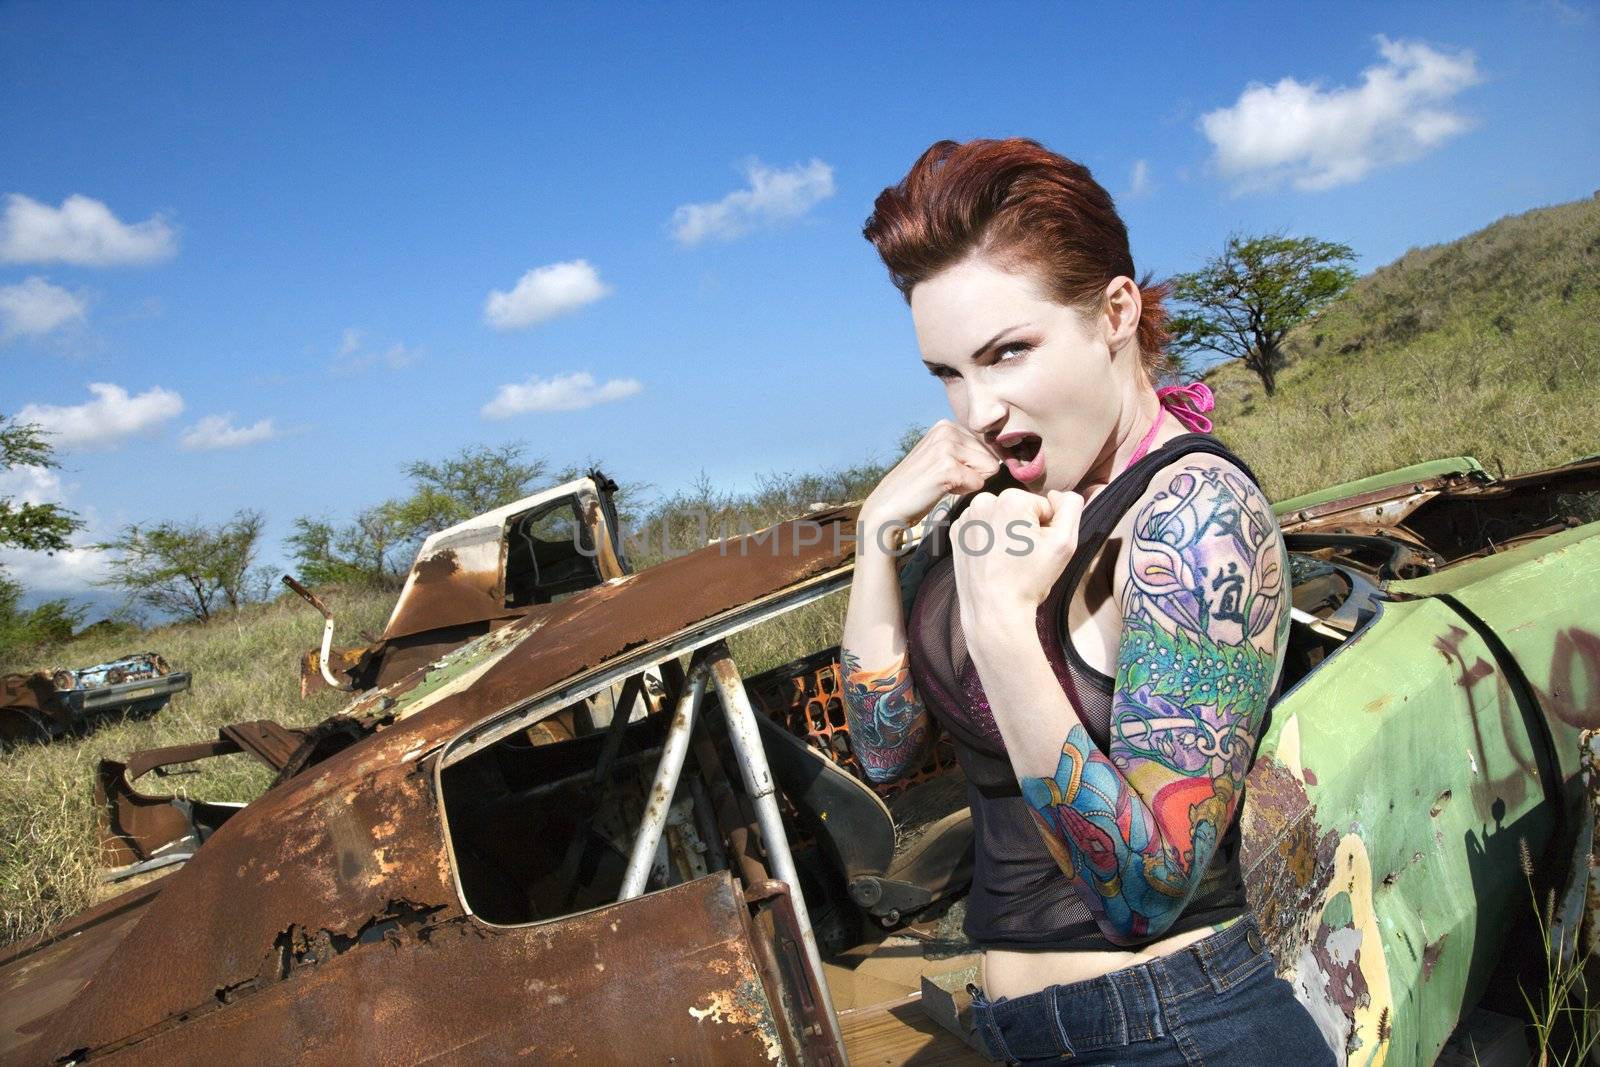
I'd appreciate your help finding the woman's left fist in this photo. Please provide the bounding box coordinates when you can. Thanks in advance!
[951,488,1083,634]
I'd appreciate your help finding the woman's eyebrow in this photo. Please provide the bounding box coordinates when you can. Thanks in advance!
[965,323,1030,363]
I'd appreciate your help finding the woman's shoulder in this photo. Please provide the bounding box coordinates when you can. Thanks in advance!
[1110,442,1288,652]
[1119,437,1274,533]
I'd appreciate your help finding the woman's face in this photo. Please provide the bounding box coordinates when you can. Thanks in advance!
[910,252,1129,494]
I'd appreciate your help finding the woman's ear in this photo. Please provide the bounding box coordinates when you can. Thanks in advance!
[1100,276,1142,353]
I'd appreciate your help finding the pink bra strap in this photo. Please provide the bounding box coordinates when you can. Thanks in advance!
[1123,408,1167,470]
[1120,382,1217,473]
[1155,381,1215,433]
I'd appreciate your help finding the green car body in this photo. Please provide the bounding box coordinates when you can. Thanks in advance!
[1246,455,1599,1064]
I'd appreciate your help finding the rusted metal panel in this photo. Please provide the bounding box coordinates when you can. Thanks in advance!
[0,671,71,744]
[0,903,149,1067]
[85,874,787,1066]
[94,759,227,869]
[343,506,861,757]
[12,510,861,1062]
[379,477,622,643]
[744,880,847,1066]
[27,746,463,1063]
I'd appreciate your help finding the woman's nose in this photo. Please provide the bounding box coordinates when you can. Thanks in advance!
[961,378,1007,435]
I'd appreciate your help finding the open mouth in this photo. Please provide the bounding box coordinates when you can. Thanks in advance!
[997,433,1045,481]
[1003,434,1040,463]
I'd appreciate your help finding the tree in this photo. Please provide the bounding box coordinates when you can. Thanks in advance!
[95,510,265,623]
[0,413,86,652]
[0,570,85,651]
[287,503,407,589]
[388,442,551,541]
[0,414,82,555]
[287,443,560,589]
[1167,234,1357,396]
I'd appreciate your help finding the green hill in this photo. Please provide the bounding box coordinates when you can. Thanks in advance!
[1207,195,1600,500]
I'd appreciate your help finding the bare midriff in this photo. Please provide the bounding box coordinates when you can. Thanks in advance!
[981,917,1239,999]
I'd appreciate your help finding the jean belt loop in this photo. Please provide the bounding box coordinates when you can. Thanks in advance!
[1191,930,1229,994]
[1113,959,1164,1043]
[1048,984,1076,1059]
[1102,971,1130,1047]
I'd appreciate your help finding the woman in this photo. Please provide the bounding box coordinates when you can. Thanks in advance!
[840,138,1333,1065]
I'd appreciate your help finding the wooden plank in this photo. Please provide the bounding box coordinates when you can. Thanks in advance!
[840,993,986,1066]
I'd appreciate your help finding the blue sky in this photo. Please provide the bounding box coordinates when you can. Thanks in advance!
[2,1,1597,609]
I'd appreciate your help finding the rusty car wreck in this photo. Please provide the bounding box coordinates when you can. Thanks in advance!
[1,456,1598,1065]
[2,653,191,756]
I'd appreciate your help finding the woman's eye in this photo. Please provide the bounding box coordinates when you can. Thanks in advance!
[996,341,1031,362]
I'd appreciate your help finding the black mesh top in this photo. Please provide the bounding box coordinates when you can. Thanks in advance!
[903,433,1274,951]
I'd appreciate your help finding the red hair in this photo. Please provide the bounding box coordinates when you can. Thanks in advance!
[863,138,1171,379]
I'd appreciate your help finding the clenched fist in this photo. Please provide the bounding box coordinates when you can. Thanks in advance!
[951,487,1084,640]
[859,420,1001,556]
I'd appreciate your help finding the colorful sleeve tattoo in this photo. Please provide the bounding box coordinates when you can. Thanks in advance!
[841,517,946,784]
[842,648,931,783]
[1020,462,1291,944]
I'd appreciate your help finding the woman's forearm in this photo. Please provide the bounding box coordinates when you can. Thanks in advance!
[964,618,1080,777]
[967,620,1201,945]
[839,515,932,782]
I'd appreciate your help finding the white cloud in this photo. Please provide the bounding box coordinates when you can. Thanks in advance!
[0,276,88,341]
[0,466,111,594]
[331,327,420,374]
[484,260,611,331]
[178,414,278,451]
[0,193,178,266]
[1201,36,1481,192]
[0,463,66,507]
[0,542,113,595]
[16,383,185,451]
[1127,159,1153,199]
[671,158,835,245]
[481,371,643,419]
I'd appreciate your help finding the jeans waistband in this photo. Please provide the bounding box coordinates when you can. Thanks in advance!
[968,915,1271,1062]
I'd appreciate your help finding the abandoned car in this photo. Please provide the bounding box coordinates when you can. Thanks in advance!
[0,652,190,755]
[0,455,1597,1065]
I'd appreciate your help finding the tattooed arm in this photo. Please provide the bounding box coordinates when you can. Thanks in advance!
[839,500,950,784]
[967,463,1290,944]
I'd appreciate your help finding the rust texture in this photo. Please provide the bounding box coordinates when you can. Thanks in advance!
[1238,754,1340,964]
[11,509,860,1064]
[0,671,70,742]
[83,875,785,1065]
[94,759,215,868]
[384,547,515,642]
[298,645,366,698]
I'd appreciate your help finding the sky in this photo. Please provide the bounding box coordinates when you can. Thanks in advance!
[2,1,1597,611]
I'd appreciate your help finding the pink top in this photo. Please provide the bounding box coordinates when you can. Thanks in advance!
[1123,382,1215,470]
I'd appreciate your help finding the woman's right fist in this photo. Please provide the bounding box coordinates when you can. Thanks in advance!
[859,420,1002,548]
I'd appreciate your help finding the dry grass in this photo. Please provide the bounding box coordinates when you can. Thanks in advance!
[0,586,394,946]
[1208,197,1600,496]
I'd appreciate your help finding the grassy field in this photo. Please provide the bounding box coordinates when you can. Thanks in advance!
[0,586,394,945]
[1,195,1596,948]
[1207,195,1600,498]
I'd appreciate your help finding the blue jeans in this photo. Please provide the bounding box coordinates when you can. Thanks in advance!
[967,915,1335,1065]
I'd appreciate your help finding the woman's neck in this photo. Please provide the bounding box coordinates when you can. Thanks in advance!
[1076,387,1169,504]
